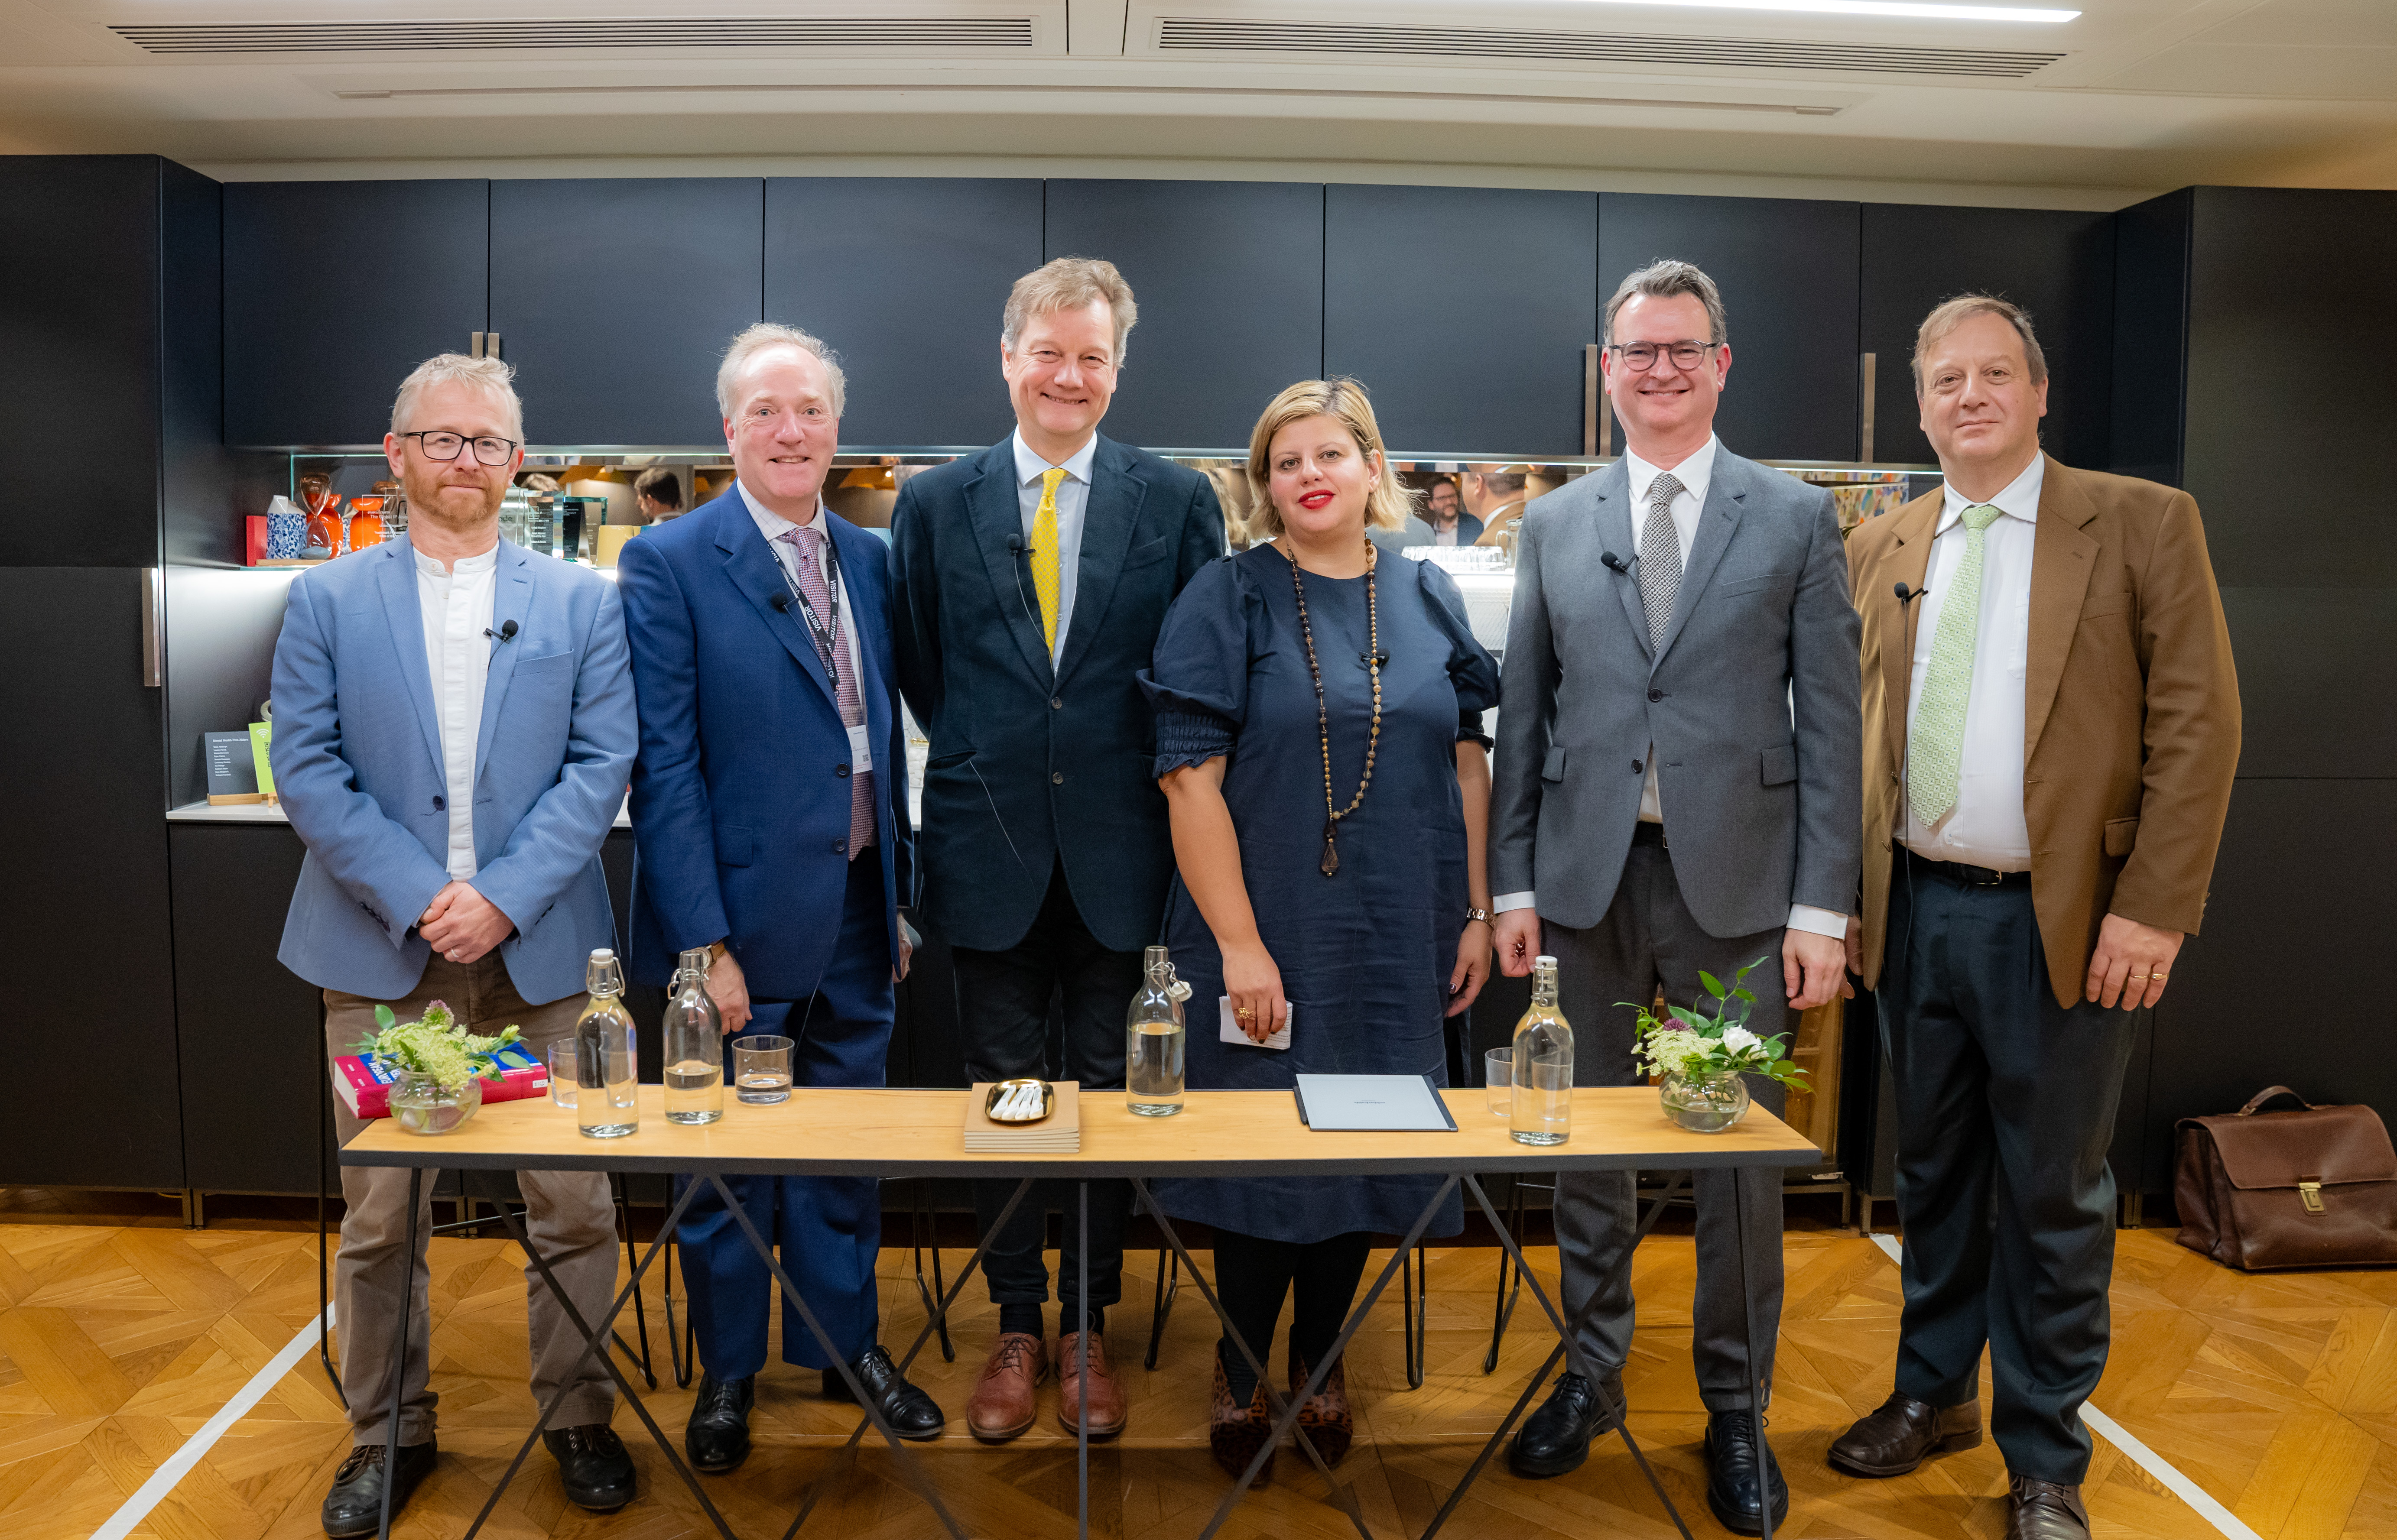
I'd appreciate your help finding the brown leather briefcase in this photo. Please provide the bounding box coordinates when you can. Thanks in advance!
[2175,1086,2397,1270]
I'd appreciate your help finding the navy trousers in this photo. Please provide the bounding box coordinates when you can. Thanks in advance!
[1879,853,2141,1484]
[676,857,892,1376]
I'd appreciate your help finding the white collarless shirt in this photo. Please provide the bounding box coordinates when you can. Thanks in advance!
[740,480,865,703]
[416,542,500,881]
[1900,454,2043,871]
[1494,434,1844,940]
[1013,428,1098,665]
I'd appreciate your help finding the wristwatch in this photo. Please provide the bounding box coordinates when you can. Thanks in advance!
[708,940,731,966]
[1464,907,1492,926]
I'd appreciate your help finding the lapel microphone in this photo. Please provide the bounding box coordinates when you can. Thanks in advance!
[1601,551,1635,576]
[1894,582,1929,606]
[770,593,791,612]
[483,619,518,642]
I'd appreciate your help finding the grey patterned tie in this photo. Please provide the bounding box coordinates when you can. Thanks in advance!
[1637,471,1686,650]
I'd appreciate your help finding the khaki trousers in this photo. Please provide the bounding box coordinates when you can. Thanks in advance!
[325,954,618,1445]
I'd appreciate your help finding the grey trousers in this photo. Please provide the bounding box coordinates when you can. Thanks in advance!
[1543,840,1787,1412]
[325,953,619,1446]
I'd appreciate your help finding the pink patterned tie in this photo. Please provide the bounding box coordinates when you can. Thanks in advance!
[777,525,875,859]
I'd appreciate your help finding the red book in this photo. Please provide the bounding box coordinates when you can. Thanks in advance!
[332,1044,550,1119]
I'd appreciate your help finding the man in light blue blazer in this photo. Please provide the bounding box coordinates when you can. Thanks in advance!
[272,354,638,1536]
[618,323,939,1475]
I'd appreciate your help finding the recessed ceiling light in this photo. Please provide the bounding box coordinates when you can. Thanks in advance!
[1559,0,2078,21]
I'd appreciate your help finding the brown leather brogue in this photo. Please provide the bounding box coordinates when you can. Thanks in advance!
[1827,1391,1983,1477]
[1289,1345,1353,1468]
[965,1331,1047,1443]
[1056,1330,1127,1439]
[2006,1476,2089,1540]
[1208,1346,1275,1484]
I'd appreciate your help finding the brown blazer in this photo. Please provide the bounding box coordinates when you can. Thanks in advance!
[1848,455,2240,1007]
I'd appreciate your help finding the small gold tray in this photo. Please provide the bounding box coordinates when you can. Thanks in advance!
[984,1078,1056,1124]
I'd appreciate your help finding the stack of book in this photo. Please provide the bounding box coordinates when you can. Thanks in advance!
[963,1081,1082,1154]
[332,1044,549,1119]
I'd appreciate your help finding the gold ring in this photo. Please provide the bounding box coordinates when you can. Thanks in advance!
[2128,973,2150,980]
[2151,972,2168,980]
[1236,1006,1256,1022]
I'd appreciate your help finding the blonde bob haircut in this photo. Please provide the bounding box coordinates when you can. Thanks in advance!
[391,352,524,442]
[1242,378,1413,542]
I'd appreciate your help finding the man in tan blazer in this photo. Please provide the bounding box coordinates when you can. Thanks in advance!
[1829,296,2238,1540]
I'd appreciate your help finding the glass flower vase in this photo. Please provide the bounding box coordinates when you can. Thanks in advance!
[391,1071,482,1136]
[1659,1069,1751,1135]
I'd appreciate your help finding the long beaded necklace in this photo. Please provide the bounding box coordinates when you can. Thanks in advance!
[1280,538,1381,877]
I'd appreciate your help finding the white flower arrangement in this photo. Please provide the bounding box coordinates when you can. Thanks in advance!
[1625,956,1809,1091]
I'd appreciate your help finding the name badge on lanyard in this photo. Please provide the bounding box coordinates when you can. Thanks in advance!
[846,720,874,774]
[778,532,872,775]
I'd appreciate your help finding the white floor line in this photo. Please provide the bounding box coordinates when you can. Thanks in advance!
[90,1305,334,1540]
[1864,1232,2261,1540]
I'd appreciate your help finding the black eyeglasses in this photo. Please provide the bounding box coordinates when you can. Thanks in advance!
[400,430,519,466]
[1610,340,1721,373]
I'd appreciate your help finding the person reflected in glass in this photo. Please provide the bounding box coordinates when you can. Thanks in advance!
[1423,475,1483,546]
[1141,378,1499,1483]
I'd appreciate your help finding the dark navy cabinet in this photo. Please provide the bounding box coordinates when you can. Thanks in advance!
[766,178,1041,449]
[1325,185,1598,457]
[1045,179,1324,453]
[1599,192,1861,463]
[225,179,491,449]
[490,178,764,446]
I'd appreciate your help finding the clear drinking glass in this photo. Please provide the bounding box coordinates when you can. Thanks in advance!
[661,947,725,1125]
[1510,955,1574,1147]
[574,949,640,1139]
[549,1044,578,1109]
[733,1035,793,1105]
[1483,1047,1514,1119]
[1125,945,1191,1117]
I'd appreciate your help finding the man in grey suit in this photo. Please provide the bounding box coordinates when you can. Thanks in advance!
[1490,260,1861,1535]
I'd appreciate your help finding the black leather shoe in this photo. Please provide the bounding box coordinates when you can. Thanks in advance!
[1828,1391,1982,1477]
[2006,1475,2090,1540]
[1507,1368,1625,1479]
[543,1424,636,1512]
[321,1439,437,1537]
[825,1344,947,1440]
[685,1373,755,1473]
[1704,1410,1790,1537]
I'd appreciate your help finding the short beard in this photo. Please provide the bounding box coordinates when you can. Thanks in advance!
[402,467,503,536]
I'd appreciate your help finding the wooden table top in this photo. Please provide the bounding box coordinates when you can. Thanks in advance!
[341,1085,1820,1177]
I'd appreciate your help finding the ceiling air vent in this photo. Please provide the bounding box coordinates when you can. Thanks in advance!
[1155,19,2063,79]
[110,17,1036,55]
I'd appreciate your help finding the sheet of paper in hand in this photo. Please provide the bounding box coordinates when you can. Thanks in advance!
[1219,995,1294,1051]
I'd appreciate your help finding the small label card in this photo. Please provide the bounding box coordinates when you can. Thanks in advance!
[204,731,263,804]
[1219,995,1293,1052]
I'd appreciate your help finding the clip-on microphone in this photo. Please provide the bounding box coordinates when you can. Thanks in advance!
[1894,581,1929,606]
[1601,551,1636,577]
[483,619,518,642]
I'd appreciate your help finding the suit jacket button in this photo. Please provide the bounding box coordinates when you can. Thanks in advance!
[432,794,445,810]
[1052,771,1065,785]
[835,763,851,778]
[1051,697,1063,710]
[1647,688,1666,703]
[1632,759,1643,773]
[831,839,846,854]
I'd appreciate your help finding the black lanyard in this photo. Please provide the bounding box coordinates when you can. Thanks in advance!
[775,528,844,687]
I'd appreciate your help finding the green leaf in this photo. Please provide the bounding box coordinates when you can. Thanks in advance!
[1697,969,1726,999]
[1732,987,1756,1003]
[374,1003,396,1030]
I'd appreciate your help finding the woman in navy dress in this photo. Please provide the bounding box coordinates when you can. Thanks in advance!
[1142,378,1499,1480]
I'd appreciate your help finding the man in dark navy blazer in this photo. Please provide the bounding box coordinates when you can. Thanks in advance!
[891,258,1222,1441]
[618,323,942,1473]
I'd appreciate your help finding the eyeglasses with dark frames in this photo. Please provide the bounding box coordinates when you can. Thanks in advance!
[400,430,519,467]
[1609,340,1722,373]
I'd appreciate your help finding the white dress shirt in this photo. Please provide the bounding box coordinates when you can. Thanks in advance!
[1494,435,1844,940]
[1013,428,1098,665]
[740,480,865,698]
[1899,454,2043,871]
[416,543,500,881]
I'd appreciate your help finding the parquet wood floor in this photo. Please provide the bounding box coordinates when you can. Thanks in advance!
[1,1209,2390,1540]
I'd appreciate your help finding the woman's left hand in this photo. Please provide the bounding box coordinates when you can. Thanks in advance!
[1447,920,1493,1018]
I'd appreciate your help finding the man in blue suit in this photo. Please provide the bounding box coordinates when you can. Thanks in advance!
[890,258,1222,1442]
[272,354,639,1535]
[618,323,940,1473]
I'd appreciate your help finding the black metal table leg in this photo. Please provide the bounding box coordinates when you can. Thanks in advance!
[1732,1164,1774,1540]
[704,1174,974,1540]
[1461,1174,1695,1540]
[375,1166,425,1540]
[1421,1342,1566,1540]
[457,1175,733,1540]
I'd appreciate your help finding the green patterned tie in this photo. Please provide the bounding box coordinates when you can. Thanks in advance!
[1908,503,2005,827]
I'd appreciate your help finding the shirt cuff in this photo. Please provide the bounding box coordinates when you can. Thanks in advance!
[1493,891,1536,914]
[1786,904,1848,940]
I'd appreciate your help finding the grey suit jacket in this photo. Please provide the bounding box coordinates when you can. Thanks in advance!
[1491,448,1862,937]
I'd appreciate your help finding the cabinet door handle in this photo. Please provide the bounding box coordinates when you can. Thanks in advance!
[487,332,501,359]
[142,566,162,687]
[470,331,485,358]
[1859,351,1877,465]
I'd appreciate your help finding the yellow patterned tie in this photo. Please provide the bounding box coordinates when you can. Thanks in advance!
[1032,467,1066,656]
